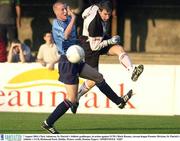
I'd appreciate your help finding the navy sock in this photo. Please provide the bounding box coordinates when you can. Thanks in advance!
[96,80,122,105]
[46,99,72,126]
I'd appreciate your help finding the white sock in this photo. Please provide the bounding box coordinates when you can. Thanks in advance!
[119,52,133,73]
[77,81,90,102]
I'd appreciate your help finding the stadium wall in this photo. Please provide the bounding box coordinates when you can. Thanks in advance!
[19,1,180,53]
[0,63,179,116]
[19,17,180,53]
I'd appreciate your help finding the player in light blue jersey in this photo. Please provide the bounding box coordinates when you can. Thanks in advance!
[52,16,77,55]
[41,1,133,134]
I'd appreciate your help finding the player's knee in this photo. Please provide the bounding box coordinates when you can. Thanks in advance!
[93,73,104,84]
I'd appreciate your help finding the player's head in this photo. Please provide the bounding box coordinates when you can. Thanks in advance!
[98,0,112,22]
[53,1,68,21]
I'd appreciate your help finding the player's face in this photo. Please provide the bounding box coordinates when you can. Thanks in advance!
[54,3,68,21]
[99,9,111,22]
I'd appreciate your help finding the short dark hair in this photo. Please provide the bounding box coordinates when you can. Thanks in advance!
[98,0,113,13]
[10,39,21,44]
[43,31,51,37]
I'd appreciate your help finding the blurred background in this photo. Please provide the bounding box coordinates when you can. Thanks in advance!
[19,0,180,54]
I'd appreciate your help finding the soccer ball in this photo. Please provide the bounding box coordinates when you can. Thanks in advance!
[66,45,85,63]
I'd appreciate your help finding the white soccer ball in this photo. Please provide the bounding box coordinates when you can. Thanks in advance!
[66,45,85,63]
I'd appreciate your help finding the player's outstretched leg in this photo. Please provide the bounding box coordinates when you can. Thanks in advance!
[118,89,133,109]
[71,90,133,113]
[71,89,133,113]
[41,120,59,134]
[131,64,144,81]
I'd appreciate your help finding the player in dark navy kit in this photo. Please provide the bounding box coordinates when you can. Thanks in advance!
[41,1,133,134]
[71,0,144,114]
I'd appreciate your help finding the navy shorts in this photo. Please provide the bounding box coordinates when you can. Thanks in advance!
[58,55,85,84]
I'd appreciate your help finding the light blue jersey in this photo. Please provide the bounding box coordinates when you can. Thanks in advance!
[52,17,77,55]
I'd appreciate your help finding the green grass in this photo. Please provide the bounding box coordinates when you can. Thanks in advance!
[0,112,180,134]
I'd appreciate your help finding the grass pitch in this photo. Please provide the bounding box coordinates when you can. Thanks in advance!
[0,112,180,134]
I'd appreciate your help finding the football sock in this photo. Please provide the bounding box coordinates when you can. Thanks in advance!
[96,80,122,105]
[46,99,72,126]
[119,52,133,73]
[77,81,90,101]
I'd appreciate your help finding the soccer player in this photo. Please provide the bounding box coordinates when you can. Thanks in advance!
[71,0,144,113]
[41,1,133,134]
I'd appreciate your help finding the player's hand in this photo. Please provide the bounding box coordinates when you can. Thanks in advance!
[67,6,76,19]
[107,35,120,45]
[41,61,46,67]
[48,63,55,70]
